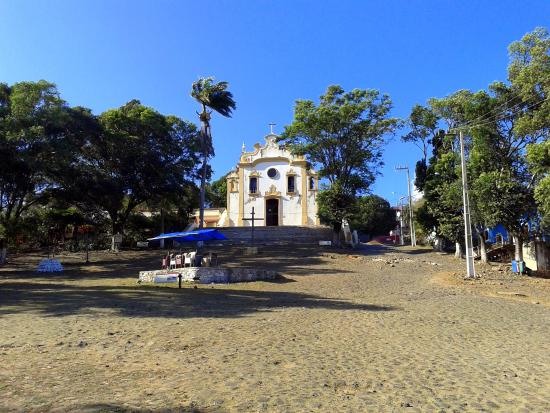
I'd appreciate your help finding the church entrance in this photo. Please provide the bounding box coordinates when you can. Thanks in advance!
[265,199,279,226]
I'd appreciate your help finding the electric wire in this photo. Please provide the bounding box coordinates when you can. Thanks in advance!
[450,95,548,133]
[457,90,541,129]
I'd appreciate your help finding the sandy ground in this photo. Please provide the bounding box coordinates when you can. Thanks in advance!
[1,244,549,412]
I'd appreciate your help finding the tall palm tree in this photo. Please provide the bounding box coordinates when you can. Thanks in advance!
[191,77,236,229]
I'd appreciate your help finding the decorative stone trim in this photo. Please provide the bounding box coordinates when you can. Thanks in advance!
[265,184,281,197]
[227,177,239,193]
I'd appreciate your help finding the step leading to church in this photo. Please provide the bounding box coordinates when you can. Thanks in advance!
[216,226,332,245]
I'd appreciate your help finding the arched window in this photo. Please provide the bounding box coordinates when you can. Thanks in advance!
[287,175,295,193]
[249,177,258,194]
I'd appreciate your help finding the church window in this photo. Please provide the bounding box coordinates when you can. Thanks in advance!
[249,177,258,194]
[267,168,278,178]
[309,177,316,190]
[287,176,295,193]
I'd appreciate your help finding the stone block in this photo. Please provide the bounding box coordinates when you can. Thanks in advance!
[243,247,259,255]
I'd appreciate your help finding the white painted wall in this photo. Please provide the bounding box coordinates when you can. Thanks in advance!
[227,190,239,226]
[242,161,303,226]
[224,134,319,227]
[307,190,318,225]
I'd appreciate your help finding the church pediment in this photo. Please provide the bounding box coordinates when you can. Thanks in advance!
[264,184,281,197]
[239,133,306,167]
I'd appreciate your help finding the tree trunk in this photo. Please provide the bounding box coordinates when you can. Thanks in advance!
[513,234,523,262]
[160,208,165,249]
[199,154,207,229]
[455,242,462,258]
[434,237,444,252]
[0,238,6,265]
[332,222,342,247]
[478,233,488,263]
[198,114,211,231]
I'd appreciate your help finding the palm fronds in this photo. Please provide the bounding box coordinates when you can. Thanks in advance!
[191,77,236,118]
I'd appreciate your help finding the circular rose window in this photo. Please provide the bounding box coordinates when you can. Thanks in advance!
[267,168,277,178]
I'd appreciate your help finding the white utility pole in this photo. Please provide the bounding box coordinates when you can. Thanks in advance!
[399,196,407,246]
[459,130,476,279]
[396,166,416,246]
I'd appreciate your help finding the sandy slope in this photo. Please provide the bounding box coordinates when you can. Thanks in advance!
[1,245,549,412]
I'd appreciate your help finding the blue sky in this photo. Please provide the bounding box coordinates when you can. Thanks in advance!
[1,0,548,205]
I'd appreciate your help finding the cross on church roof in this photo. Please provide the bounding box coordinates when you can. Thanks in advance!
[269,123,276,134]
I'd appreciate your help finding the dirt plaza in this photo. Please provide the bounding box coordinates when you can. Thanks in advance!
[1,244,549,412]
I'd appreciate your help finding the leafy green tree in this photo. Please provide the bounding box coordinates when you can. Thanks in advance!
[423,93,476,257]
[466,83,539,262]
[190,77,236,229]
[423,140,465,257]
[414,200,438,244]
[508,28,550,231]
[427,82,541,263]
[508,27,549,138]
[0,80,68,263]
[427,86,538,261]
[527,141,550,229]
[57,100,201,250]
[23,203,88,250]
[206,173,228,208]
[281,85,399,241]
[349,195,396,237]
[316,182,357,241]
[401,105,441,191]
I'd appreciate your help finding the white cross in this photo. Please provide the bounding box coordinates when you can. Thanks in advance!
[269,123,276,134]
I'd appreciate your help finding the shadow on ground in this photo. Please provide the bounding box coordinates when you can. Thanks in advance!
[0,245,363,281]
[0,281,398,318]
[78,403,218,413]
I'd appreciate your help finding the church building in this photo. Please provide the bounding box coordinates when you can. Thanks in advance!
[224,133,319,227]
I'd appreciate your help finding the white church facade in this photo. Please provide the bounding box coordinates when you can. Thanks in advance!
[222,133,320,227]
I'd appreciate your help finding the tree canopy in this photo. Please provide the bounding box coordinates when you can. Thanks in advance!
[281,85,399,236]
[508,27,550,230]
[56,100,201,247]
[0,80,204,259]
[349,195,396,237]
[0,80,69,246]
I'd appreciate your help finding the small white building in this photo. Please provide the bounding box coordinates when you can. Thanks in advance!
[225,133,319,227]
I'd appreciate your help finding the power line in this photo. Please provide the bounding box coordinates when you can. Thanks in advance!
[452,95,548,133]
[458,92,533,129]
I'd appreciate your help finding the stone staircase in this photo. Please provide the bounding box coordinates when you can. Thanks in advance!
[216,226,332,245]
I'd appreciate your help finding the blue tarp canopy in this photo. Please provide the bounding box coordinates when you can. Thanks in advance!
[148,229,228,243]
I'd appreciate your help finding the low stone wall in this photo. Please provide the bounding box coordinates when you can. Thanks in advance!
[139,267,278,284]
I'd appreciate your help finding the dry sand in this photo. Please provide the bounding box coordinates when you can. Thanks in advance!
[1,244,549,412]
